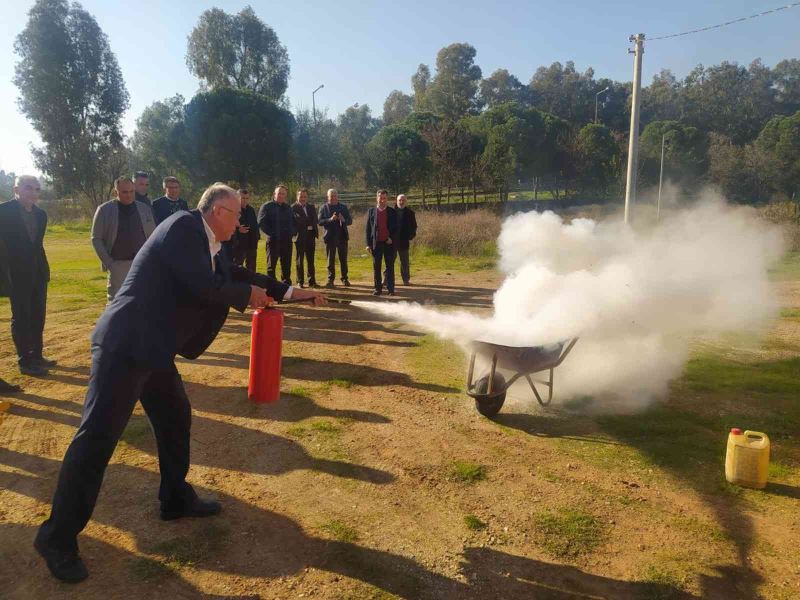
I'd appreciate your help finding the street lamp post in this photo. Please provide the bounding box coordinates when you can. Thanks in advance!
[312,84,324,126]
[657,132,672,222]
[594,87,609,124]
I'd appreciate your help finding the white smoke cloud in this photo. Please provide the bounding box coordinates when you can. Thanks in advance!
[356,196,785,410]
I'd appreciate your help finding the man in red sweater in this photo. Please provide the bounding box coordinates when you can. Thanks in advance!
[365,189,398,296]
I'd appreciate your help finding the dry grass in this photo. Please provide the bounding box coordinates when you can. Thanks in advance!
[760,201,800,251]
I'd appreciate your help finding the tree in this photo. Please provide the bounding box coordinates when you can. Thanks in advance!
[423,43,482,119]
[756,111,800,199]
[366,125,429,195]
[479,69,528,108]
[466,102,545,201]
[131,95,189,193]
[186,6,289,102]
[574,124,619,196]
[336,104,380,185]
[292,108,343,187]
[14,0,129,209]
[382,90,414,125]
[773,59,800,116]
[683,60,777,145]
[708,133,772,203]
[182,88,293,187]
[641,70,684,124]
[529,61,596,125]
[411,64,431,111]
[639,121,709,191]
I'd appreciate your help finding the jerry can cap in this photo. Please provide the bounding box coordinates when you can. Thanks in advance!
[730,427,743,435]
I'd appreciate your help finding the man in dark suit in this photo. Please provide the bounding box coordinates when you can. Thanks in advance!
[365,189,398,296]
[133,171,152,207]
[0,175,53,376]
[232,188,259,272]
[0,235,21,393]
[392,194,417,285]
[292,188,318,287]
[257,185,296,285]
[151,176,189,225]
[318,188,352,288]
[34,183,325,583]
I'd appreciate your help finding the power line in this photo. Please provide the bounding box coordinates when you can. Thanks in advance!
[648,2,800,41]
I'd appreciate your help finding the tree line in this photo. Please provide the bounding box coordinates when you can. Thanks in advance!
[12,1,800,210]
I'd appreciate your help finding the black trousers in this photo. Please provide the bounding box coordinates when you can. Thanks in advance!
[37,346,194,552]
[385,246,410,285]
[10,277,48,365]
[234,246,257,273]
[372,241,396,292]
[325,240,349,282]
[266,239,292,283]
[295,237,316,284]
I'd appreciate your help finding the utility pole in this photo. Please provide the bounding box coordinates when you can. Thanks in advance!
[624,33,644,225]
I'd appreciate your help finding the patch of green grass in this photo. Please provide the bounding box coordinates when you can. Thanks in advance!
[635,564,689,600]
[670,515,729,543]
[406,334,463,393]
[450,460,487,483]
[320,519,358,542]
[533,509,604,559]
[768,461,794,479]
[684,354,800,396]
[779,307,800,320]
[310,420,341,433]
[464,514,487,531]
[285,424,307,438]
[119,415,151,445]
[329,378,353,389]
[149,523,228,569]
[287,385,311,398]
[129,557,174,581]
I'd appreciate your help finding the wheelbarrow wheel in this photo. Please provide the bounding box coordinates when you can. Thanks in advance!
[472,373,507,418]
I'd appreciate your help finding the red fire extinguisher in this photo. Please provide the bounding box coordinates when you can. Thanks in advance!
[248,307,284,403]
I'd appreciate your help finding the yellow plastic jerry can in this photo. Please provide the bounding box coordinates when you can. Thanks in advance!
[725,428,770,489]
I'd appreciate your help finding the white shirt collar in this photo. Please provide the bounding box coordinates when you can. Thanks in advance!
[201,215,220,270]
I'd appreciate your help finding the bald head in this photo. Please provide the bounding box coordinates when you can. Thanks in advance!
[14,175,40,209]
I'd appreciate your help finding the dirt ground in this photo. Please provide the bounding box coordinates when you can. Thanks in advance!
[1,269,799,599]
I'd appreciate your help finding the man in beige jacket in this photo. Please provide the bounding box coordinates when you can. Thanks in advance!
[91,177,156,301]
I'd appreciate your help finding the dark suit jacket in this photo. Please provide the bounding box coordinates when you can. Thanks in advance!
[394,206,418,251]
[92,210,288,370]
[365,207,398,250]
[292,202,318,241]
[0,238,10,297]
[318,203,352,244]
[235,204,260,251]
[0,199,49,292]
[258,201,296,241]
[152,196,189,225]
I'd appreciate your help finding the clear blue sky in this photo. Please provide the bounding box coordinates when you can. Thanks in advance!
[1,0,798,176]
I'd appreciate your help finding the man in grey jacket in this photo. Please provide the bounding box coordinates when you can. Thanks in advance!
[91,177,156,301]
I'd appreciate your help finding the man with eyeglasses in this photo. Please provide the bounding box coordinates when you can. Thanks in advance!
[34,183,325,583]
[0,175,54,376]
[232,188,259,272]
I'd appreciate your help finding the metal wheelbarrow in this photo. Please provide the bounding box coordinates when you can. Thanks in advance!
[465,338,578,417]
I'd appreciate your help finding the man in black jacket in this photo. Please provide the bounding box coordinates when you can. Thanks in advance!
[365,189,398,296]
[151,176,189,225]
[0,175,53,376]
[232,188,259,272]
[292,188,318,287]
[33,183,325,583]
[392,194,417,285]
[257,185,296,285]
[0,235,21,393]
[133,171,152,207]
[318,188,352,288]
